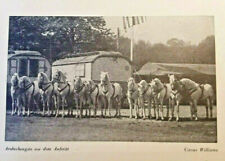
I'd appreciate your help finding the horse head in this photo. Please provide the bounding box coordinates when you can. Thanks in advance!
[11,73,19,87]
[100,72,110,85]
[53,70,66,83]
[86,80,96,93]
[19,76,31,89]
[138,80,148,96]
[74,76,83,91]
[127,77,136,92]
[150,78,163,93]
[38,72,49,89]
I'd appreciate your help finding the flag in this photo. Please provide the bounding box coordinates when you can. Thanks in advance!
[141,16,144,23]
[117,27,120,38]
[122,17,127,32]
[136,16,140,24]
[126,17,130,28]
[132,16,136,26]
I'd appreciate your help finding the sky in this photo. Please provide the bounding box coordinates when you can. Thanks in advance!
[104,16,214,45]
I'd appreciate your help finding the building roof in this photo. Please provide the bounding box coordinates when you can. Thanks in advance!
[52,51,131,66]
[134,62,216,76]
[8,50,43,59]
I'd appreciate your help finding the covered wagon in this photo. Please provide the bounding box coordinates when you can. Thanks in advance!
[52,51,132,97]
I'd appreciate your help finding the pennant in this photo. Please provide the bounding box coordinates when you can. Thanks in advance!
[141,16,144,23]
[126,17,130,28]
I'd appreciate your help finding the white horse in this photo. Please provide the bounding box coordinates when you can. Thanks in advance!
[168,90,183,121]
[137,80,155,119]
[10,73,23,115]
[150,78,172,120]
[52,70,75,118]
[37,72,60,116]
[18,76,41,116]
[127,77,140,119]
[168,74,215,120]
[73,76,90,118]
[85,80,100,117]
[99,72,123,117]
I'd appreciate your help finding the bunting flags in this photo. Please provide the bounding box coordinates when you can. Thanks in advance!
[122,16,147,32]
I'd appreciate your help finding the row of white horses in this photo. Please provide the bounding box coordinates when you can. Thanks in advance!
[10,71,215,121]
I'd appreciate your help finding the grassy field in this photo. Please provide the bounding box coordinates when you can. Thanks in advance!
[5,105,217,142]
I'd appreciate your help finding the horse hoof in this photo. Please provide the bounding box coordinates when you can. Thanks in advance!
[195,117,198,121]
[161,118,164,121]
[176,118,179,122]
[168,118,172,121]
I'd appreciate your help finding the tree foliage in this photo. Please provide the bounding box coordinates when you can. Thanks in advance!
[8,16,215,68]
[8,16,116,63]
[118,35,215,69]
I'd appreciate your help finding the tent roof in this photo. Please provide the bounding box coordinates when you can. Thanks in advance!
[134,62,216,76]
[52,51,131,66]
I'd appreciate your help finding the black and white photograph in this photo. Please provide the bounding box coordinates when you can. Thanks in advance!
[5,16,217,142]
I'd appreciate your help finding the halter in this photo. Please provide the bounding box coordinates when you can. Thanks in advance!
[74,83,85,94]
[101,83,115,98]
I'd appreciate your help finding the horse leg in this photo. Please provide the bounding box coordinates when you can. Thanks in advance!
[108,98,112,117]
[11,98,15,115]
[176,100,180,121]
[210,97,213,118]
[189,101,194,120]
[141,98,146,120]
[148,99,152,119]
[118,98,121,117]
[128,98,133,119]
[94,97,97,117]
[47,97,51,116]
[42,97,46,116]
[160,102,164,120]
[55,96,60,117]
[61,97,65,118]
[17,97,21,116]
[134,101,138,119]
[193,99,198,121]
[206,98,210,119]
[155,102,159,120]
[168,99,174,121]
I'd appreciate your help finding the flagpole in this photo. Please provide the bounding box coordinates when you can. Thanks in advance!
[130,22,134,76]
[130,26,134,62]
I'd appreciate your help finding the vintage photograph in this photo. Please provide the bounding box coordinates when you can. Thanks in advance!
[5,16,216,142]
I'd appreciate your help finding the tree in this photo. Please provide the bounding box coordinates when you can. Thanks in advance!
[8,16,116,63]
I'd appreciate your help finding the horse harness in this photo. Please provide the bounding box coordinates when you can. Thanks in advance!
[58,82,71,97]
[24,82,35,96]
[102,84,116,98]
[90,84,99,97]
[41,82,55,96]
[74,83,85,94]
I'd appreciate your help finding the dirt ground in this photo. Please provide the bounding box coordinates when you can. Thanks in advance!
[5,105,217,142]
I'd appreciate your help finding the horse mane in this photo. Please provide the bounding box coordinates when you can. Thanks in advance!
[58,71,67,82]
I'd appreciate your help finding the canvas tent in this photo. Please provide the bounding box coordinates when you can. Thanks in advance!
[134,62,215,76]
